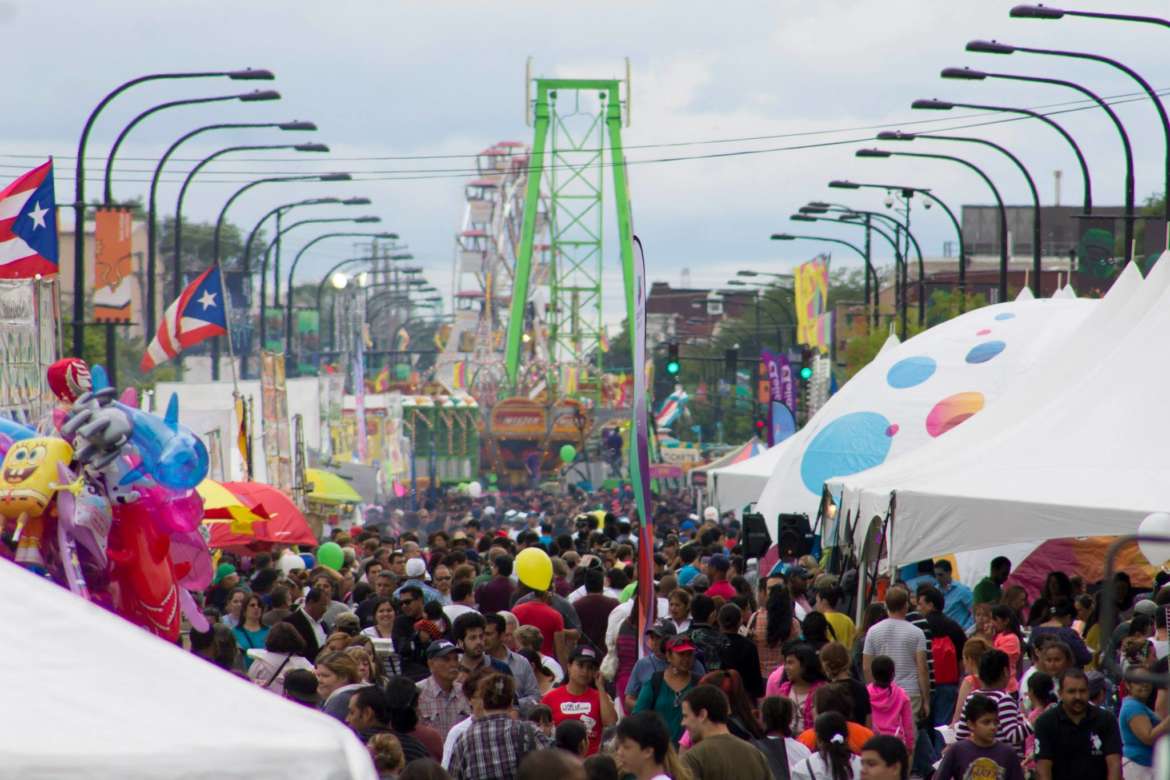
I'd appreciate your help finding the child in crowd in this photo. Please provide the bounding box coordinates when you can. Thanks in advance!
[1023,671,1056,776]
[866,655,914,754]
[935,694,1025,780]
[527,703,554,739]
[954,649,1030,760]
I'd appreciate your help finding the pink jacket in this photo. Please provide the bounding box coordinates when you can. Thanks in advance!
[867,681,914,751]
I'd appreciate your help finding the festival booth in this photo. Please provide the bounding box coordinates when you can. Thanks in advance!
[0,558,375,779]
[834,255,1170,567]
[754,288,1097,548]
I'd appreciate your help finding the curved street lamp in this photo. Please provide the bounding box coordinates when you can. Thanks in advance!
[284,231,399,365]
[859,147,1010,302]
[316,257,376,353]
[1010,4,1169,28]
[71,66,274,355]
[942,66,1136,265]
[967,39,1169,253]
[144,120,316,336]
[772,232,878,326]
[172,142,330,298]
[878,130,1043,296]
[104,89,280,204]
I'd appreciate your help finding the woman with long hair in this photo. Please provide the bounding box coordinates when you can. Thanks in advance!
[759,695,814,773]
[751,579,800,681]
[247,622,314,695]
[820,642,871,729]
[768,643,829,734]
[614,710,692,780]
[232,592,269,669]
[347,645,388,690]
[222,586,248,629]
[698,669,764,740]
[315,650,369,722]
[793,712,861,780]
[801,612,836,654]
[991,604,1023,692]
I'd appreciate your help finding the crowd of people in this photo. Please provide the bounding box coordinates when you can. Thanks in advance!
[191,489,1168,779]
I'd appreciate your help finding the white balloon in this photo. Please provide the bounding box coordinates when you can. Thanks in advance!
[468,481,483,498]
[1138,512,1170,567]
[278,551,306,576]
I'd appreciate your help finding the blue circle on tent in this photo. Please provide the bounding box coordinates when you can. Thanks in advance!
[886,356,936,389]
[800,412,893,494]
[994,312,1015,321]
[966,340,1006,364]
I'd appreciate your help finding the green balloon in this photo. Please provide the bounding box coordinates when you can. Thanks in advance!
[559,444,577,464]
[318,541,344,571]
[488,473,498,485]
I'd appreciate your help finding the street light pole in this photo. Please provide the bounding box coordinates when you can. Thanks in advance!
[942,66,1136,265]
[1010,4,1169,28]
[967,39,1170,254]
[283,231,398,372]
[771,233,876,326]
[878,130,1043,296]
[858,148,1010,303]
[103,90,280,205]
[830,180,967,303]
[145,120,316,337]
[71,67,273,357]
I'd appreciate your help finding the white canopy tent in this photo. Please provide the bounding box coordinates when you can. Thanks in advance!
[755,290,1096,544]
[835,255,1170,565]
[0,560,376,780]
[709,436,793,513]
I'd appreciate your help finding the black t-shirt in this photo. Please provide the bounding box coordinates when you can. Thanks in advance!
[839,675,872,726]
[1033,703,1122,780]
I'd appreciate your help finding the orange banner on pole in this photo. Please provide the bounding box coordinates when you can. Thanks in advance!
[92,208,133,323]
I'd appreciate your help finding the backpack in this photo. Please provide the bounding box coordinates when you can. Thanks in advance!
[751,737,792,780]
[931,635,960,685]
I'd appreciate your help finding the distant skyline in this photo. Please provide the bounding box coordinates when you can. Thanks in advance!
[10,0,1170,323]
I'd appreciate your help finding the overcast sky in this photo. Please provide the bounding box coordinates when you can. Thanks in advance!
[10,1,1170,323]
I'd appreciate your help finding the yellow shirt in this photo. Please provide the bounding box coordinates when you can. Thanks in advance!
[824,611,856,649]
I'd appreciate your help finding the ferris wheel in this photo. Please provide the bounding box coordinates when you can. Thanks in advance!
[435,141,550,405]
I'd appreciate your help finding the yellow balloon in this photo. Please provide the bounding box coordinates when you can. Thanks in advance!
[515,547,553,591]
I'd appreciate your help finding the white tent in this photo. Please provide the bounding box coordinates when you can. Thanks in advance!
[836,255,1170,564]
[0,560,376,780]
[710,437,793,513]
[754,292,1097,543]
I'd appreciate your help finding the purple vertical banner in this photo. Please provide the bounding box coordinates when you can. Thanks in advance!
[761,350,795,445]
[631,235,655,654]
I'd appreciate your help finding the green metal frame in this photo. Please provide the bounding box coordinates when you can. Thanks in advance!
[506,79,634,400]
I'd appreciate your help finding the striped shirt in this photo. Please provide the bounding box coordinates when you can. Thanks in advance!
[862,617,928,698]
[954,688,1032,759]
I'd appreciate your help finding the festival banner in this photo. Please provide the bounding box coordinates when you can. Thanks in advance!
[630,235,655,647]
[793,255,831,353]
[92,208,133,323]
[0,276,59,422]
[761,349,796,419]
[260,351,293,491]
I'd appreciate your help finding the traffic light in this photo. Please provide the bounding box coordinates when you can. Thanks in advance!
[754,416,767,435]
[799,346,814,382]
[666,341,680,376]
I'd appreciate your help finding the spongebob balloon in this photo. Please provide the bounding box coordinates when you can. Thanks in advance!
[0,437,73,520]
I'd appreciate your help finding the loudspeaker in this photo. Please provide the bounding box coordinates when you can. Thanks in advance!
[742,512,772,559]
[777,513,813,560]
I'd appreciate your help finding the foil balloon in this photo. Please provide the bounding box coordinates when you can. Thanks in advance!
[115,393,209,491]
[107,500,188,642]
[137,484,204,535]
[0,437,74,520]
[0,417,36,460]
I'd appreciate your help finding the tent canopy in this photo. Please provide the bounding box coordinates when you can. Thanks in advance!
[838,256,1170,564]
[306,468,362,505]
[709,438,793,513]
[0,559,375,779]
[226,481,318,547]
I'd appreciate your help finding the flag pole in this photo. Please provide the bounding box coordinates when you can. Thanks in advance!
[216,261,248,479]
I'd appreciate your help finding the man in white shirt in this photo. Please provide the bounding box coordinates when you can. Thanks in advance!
[863,586,930,722]
[443,579,479,625]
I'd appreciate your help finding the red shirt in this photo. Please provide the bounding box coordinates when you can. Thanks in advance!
[543,684,603,755]
[705,580,737,601]
[512,600,565,656]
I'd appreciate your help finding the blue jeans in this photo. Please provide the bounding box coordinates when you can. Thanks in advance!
[932,683,959,727]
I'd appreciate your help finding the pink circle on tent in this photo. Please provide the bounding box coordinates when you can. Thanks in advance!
[976,328,991,336]
[925,392,985,437]
[886,424,899,436]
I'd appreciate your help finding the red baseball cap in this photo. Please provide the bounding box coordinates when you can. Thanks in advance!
[664,635,697,654]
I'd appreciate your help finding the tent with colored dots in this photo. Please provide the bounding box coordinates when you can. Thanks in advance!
[834,255,1170,566]
[753,286,1098,547]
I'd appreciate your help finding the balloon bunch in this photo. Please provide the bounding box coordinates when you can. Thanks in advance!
[0,359,212,642]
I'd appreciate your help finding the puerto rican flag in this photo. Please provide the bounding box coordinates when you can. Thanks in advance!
[141,265,228,372]
[0,160,58,278]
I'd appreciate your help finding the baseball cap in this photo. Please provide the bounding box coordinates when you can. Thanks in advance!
[708,554,730,573]
[703,507,719,522]
[664,635,697,654]
[569,646,601,665]
[426,640,463,660]
[405,558,428,579]
[1134,599,1158,617]
[646,620,677,639]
